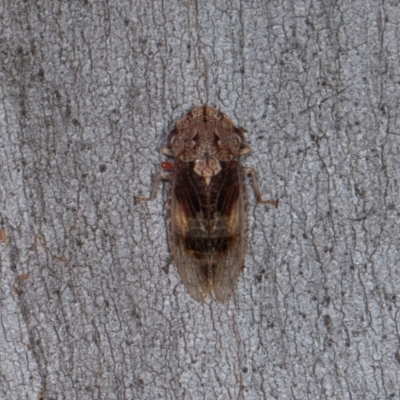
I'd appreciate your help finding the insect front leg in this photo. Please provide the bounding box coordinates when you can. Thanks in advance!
[244,167,279,208]
[134,167,172,204]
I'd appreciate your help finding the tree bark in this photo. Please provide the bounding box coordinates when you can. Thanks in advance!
[1,0,400,399]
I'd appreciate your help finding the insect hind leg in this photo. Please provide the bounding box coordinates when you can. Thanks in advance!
[134,170,171,204]
[244,167,279,207]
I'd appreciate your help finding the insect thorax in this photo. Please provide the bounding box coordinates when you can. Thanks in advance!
[193,158,222,186]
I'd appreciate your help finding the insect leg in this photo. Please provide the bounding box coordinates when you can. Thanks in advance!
[134,169,171,204]
[244,167,279,207]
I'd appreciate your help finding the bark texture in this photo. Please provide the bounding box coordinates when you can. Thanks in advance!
[1,0,400,399]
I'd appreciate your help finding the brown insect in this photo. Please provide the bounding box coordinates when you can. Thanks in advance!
[135,106,278,302]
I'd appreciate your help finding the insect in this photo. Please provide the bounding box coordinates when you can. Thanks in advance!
[135,106,278,302]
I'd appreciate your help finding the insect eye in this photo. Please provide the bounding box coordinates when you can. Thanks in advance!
[232,134,242,145]
[168,128,179,146]
[170,135,185,149]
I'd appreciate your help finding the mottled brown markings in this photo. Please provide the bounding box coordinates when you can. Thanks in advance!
[135,106,278,302]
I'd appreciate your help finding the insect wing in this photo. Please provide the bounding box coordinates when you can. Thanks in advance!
[210,162,246,302]
[168,161,211,302]
[168,160,246,302]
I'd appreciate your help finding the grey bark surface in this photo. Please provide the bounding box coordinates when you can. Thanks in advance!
[1,0,400,399]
